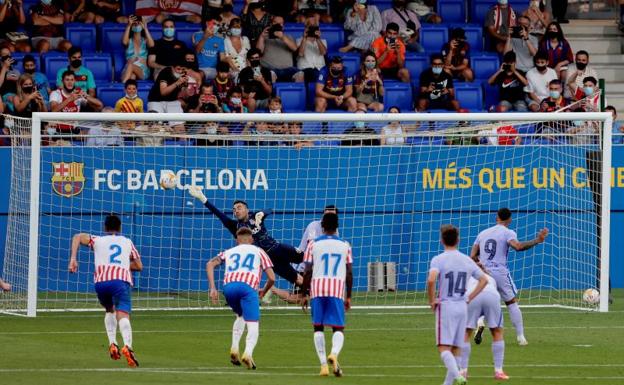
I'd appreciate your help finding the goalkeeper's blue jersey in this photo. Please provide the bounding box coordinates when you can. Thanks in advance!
[237,211,278,251]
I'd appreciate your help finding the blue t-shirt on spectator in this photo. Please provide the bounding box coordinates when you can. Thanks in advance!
[193,32,225,69]
[316,68,353,96]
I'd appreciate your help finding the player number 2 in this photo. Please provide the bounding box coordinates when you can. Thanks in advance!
[484,239,497,260]
[228,253,255,272]
[109,244,122,265]
[444,271,467,296]
[321,253,342,276]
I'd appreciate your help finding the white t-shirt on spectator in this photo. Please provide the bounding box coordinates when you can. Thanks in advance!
[524,67,558,102]
[224,36,251,73]
[296,37,327,70]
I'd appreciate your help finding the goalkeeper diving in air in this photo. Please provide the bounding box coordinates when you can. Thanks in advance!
[189,186,304,285]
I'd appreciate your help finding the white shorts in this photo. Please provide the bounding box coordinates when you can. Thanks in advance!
[490,270,518,302]
[146,101,184,127]
[467,291,503,329]
[436,301,467,347]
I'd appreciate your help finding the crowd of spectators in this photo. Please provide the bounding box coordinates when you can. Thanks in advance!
[0,0,618,146]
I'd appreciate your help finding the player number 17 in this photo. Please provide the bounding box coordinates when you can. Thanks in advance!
[321,253,342,276]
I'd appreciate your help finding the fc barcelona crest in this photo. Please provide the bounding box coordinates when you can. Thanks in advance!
[52,162,85,197]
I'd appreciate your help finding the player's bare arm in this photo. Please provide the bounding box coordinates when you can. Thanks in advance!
[467,274,489,304]
[345,263,353,311]
[68,233,91,273]
[301,263,313,309]
[426,270,439,311]
[206,256,223,304]
[509,228,549,251]
[258,267,275,299]
[470,244,480,262]
[130,255,143,272]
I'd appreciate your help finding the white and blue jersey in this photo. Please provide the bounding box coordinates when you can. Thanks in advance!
[429,250,483,347]
[466,275,503,329]
[474,224,519,302]
[304,235,353,328]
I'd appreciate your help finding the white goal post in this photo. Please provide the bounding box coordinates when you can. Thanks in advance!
[0,111,613,316]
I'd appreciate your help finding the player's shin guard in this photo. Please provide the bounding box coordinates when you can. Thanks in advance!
[440,350,460,382]
[104,312,118,345]
[118,317,133,348]
[314,332,327,365]
[244,322,259,357]
[507,302,525,338]
[331,331,344,357]
[492,340,505,372]
[460,342,471,370]
[232,316,246,352]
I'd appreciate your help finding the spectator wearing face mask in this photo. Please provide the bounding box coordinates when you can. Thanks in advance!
[22,54,50,107]
[202,0,233,24]
[115,79,144,113]
[50,70,103,127]
[12,73,47,118]
[148,19,189,80]
[485,0,517,54]
[315,56,357,113]
[354,52,384,112]
[525,50,558,112]
[416,53,460,112]
[567,75,601,112]
[224,18,251,78]
[564,50,598,99]
[56,47,97,99]
[256,16,304,82]
[222,86,248,113]
[539,21,573,80]
[539,79,569,112]
[121,15,155,83]
[342,110,380,146]
[296,17,327,84]
[241,0,272,46]
[237,48,272,113]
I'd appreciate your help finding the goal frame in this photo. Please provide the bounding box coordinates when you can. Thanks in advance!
[23,111,613,316]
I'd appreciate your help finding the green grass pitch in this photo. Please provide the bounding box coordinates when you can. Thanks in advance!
[1,290,623,385]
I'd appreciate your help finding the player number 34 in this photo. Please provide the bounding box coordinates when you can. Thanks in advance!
[227,253,256,272]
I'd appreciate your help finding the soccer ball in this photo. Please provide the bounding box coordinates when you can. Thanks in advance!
[160,171,177,190]
[582,288,600,304]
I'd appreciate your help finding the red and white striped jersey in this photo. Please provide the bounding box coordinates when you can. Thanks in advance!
[304,235,353,300]
[219,244,273,290]
[89,234,140,286]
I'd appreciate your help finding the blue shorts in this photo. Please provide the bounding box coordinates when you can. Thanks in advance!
[95,280,132,314]
[223,282,260,322]
[311,297,345,328]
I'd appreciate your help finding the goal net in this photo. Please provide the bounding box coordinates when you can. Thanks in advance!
[0,112,613,316]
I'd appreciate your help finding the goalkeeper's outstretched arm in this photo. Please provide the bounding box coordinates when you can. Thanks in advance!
[189,186,238,236]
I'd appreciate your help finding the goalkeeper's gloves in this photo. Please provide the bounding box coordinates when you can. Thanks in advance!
[254,212,264,225]
[189,185,208,204]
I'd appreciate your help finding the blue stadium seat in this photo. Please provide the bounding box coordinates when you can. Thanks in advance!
[437,0,466,23]
[404,54,429,79]
[509,0,528,13]
[84,54,114,83]
[482,80,499,110]
[44,55,69,84]
[97,83,125,108]
[334,52,360,77]
[175,26,199,48]
[384,83,413,111]
[307,82,317,110]
[470,53,500,80]
[328,121,351,134]
[303,121,324,134]
[121,0,136,15]
[65,23,97,52]
[137,83,152,106]
[470,0,493,24]
[322,24,346,52]
[10,52,41,70]
[449,24,483,52]
[370,0,394,12]
[99,23,127,52]
[283,23,305,38]
[274,83,307,112]
[111,51,126,81]
[454,83,483,110]
[420,26,448,52]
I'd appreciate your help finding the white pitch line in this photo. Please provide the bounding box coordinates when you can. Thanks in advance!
[0,367,623,380]
[2,325,623,336]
